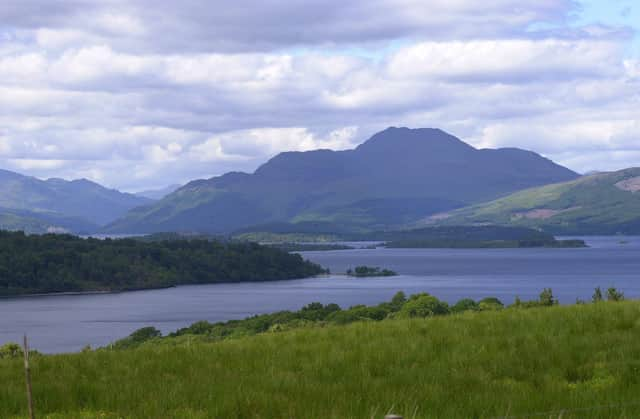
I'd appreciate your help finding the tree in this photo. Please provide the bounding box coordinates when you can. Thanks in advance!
[606,287,624,302]
[0,342,22,359]
[398,294,449,318]
[129,326,162,342]
[451,298,479,313]
[390,291,407,311]
[592,287,603,303]
[478,297,504,311]
[538,288,556,306]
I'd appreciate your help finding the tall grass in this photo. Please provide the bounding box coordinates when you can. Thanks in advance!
[2,302,640,418]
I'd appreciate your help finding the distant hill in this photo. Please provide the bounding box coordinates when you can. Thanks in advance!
[432,168,640,234]
[0,207,97,234]
[106,127,579,234]
[0,169,151,233]
[135,184,182,200]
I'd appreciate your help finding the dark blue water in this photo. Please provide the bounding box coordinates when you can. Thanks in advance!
[1,236,638,353]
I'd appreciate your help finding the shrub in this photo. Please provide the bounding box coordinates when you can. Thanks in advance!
[113,327,162,349]
[592,287,604,303]
[390,291,407,311]
[451,298,479,313]
[478,297,504,311]
[0,342,22,359]
[398,294,449,318]
[538,288,557,306]
[607,287,624,302]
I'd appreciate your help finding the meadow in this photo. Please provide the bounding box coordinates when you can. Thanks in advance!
[2,299,640,418]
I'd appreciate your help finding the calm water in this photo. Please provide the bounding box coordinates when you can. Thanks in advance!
[1,236,638,353]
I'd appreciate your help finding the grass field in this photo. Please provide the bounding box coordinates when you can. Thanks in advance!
[2,302,640,418]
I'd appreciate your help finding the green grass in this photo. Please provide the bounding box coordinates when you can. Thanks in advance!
[3,302,640,418]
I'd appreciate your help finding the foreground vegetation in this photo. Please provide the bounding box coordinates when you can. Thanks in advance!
[109,287,619,350]
[1,295,639,418]
[0,231,326,296]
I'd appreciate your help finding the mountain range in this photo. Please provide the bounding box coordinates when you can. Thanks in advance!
[135,184,182,200]
[105,127,579,234]
[432,168,640,234]
[0,170,151,233]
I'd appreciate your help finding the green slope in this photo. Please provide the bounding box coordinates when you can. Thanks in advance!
[434,168,640,234]
[2,301,640,418]
[0,169,151,231]
[106,127,578,233]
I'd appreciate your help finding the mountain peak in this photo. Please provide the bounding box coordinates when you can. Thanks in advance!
[355,127,475,155]
[106,126,580,234]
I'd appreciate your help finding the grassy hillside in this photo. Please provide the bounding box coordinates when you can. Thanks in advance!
[434,168,640,234]
[3,301,640,418]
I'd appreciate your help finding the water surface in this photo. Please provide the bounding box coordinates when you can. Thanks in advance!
[1,236,638,353]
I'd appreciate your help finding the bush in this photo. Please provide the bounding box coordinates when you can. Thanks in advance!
[593,287,604,303]
[390,291,407,311]
[607,287,624,302]
[451,298,479,313]
[113,327,162,349]
[478,297,504,311]
[538,288,557,306]
[398,294,449,318]
[0,342,21,359]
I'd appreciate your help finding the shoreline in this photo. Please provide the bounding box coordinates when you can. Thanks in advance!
[0,285,177,300]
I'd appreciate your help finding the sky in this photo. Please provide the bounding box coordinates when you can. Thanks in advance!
[0,0,638,191]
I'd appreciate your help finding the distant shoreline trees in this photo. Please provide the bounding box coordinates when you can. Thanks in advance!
[0,231,326,297]
[346,266,397,277]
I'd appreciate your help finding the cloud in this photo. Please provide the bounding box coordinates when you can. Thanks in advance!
[386,39,622,82]
[0,0,638,190]
[1,1,576,52]
[189,127,359,162]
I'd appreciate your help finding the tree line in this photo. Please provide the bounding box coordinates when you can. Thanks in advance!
[0,231,326,296]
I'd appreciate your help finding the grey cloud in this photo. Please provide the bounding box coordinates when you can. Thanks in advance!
[0,0,638,191]
[2,0,576,52]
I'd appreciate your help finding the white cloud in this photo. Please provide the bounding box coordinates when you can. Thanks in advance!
[8,158,66,171]
[35,28,89,49]
[0,0,638,190]
[190,127,359,163]
[386,40,622,82]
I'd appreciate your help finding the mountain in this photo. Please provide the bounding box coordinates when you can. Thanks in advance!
[431,168,640,234]
[106,127,579,234]
[135,184,182,200]
[0,207,97,234]
[0,169,152,232]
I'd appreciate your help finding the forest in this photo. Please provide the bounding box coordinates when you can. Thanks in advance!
[0,231,326,296]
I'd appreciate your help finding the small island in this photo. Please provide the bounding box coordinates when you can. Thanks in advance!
[346,266,397,277]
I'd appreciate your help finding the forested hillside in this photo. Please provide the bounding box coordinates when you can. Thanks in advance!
[0,231,325,296]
